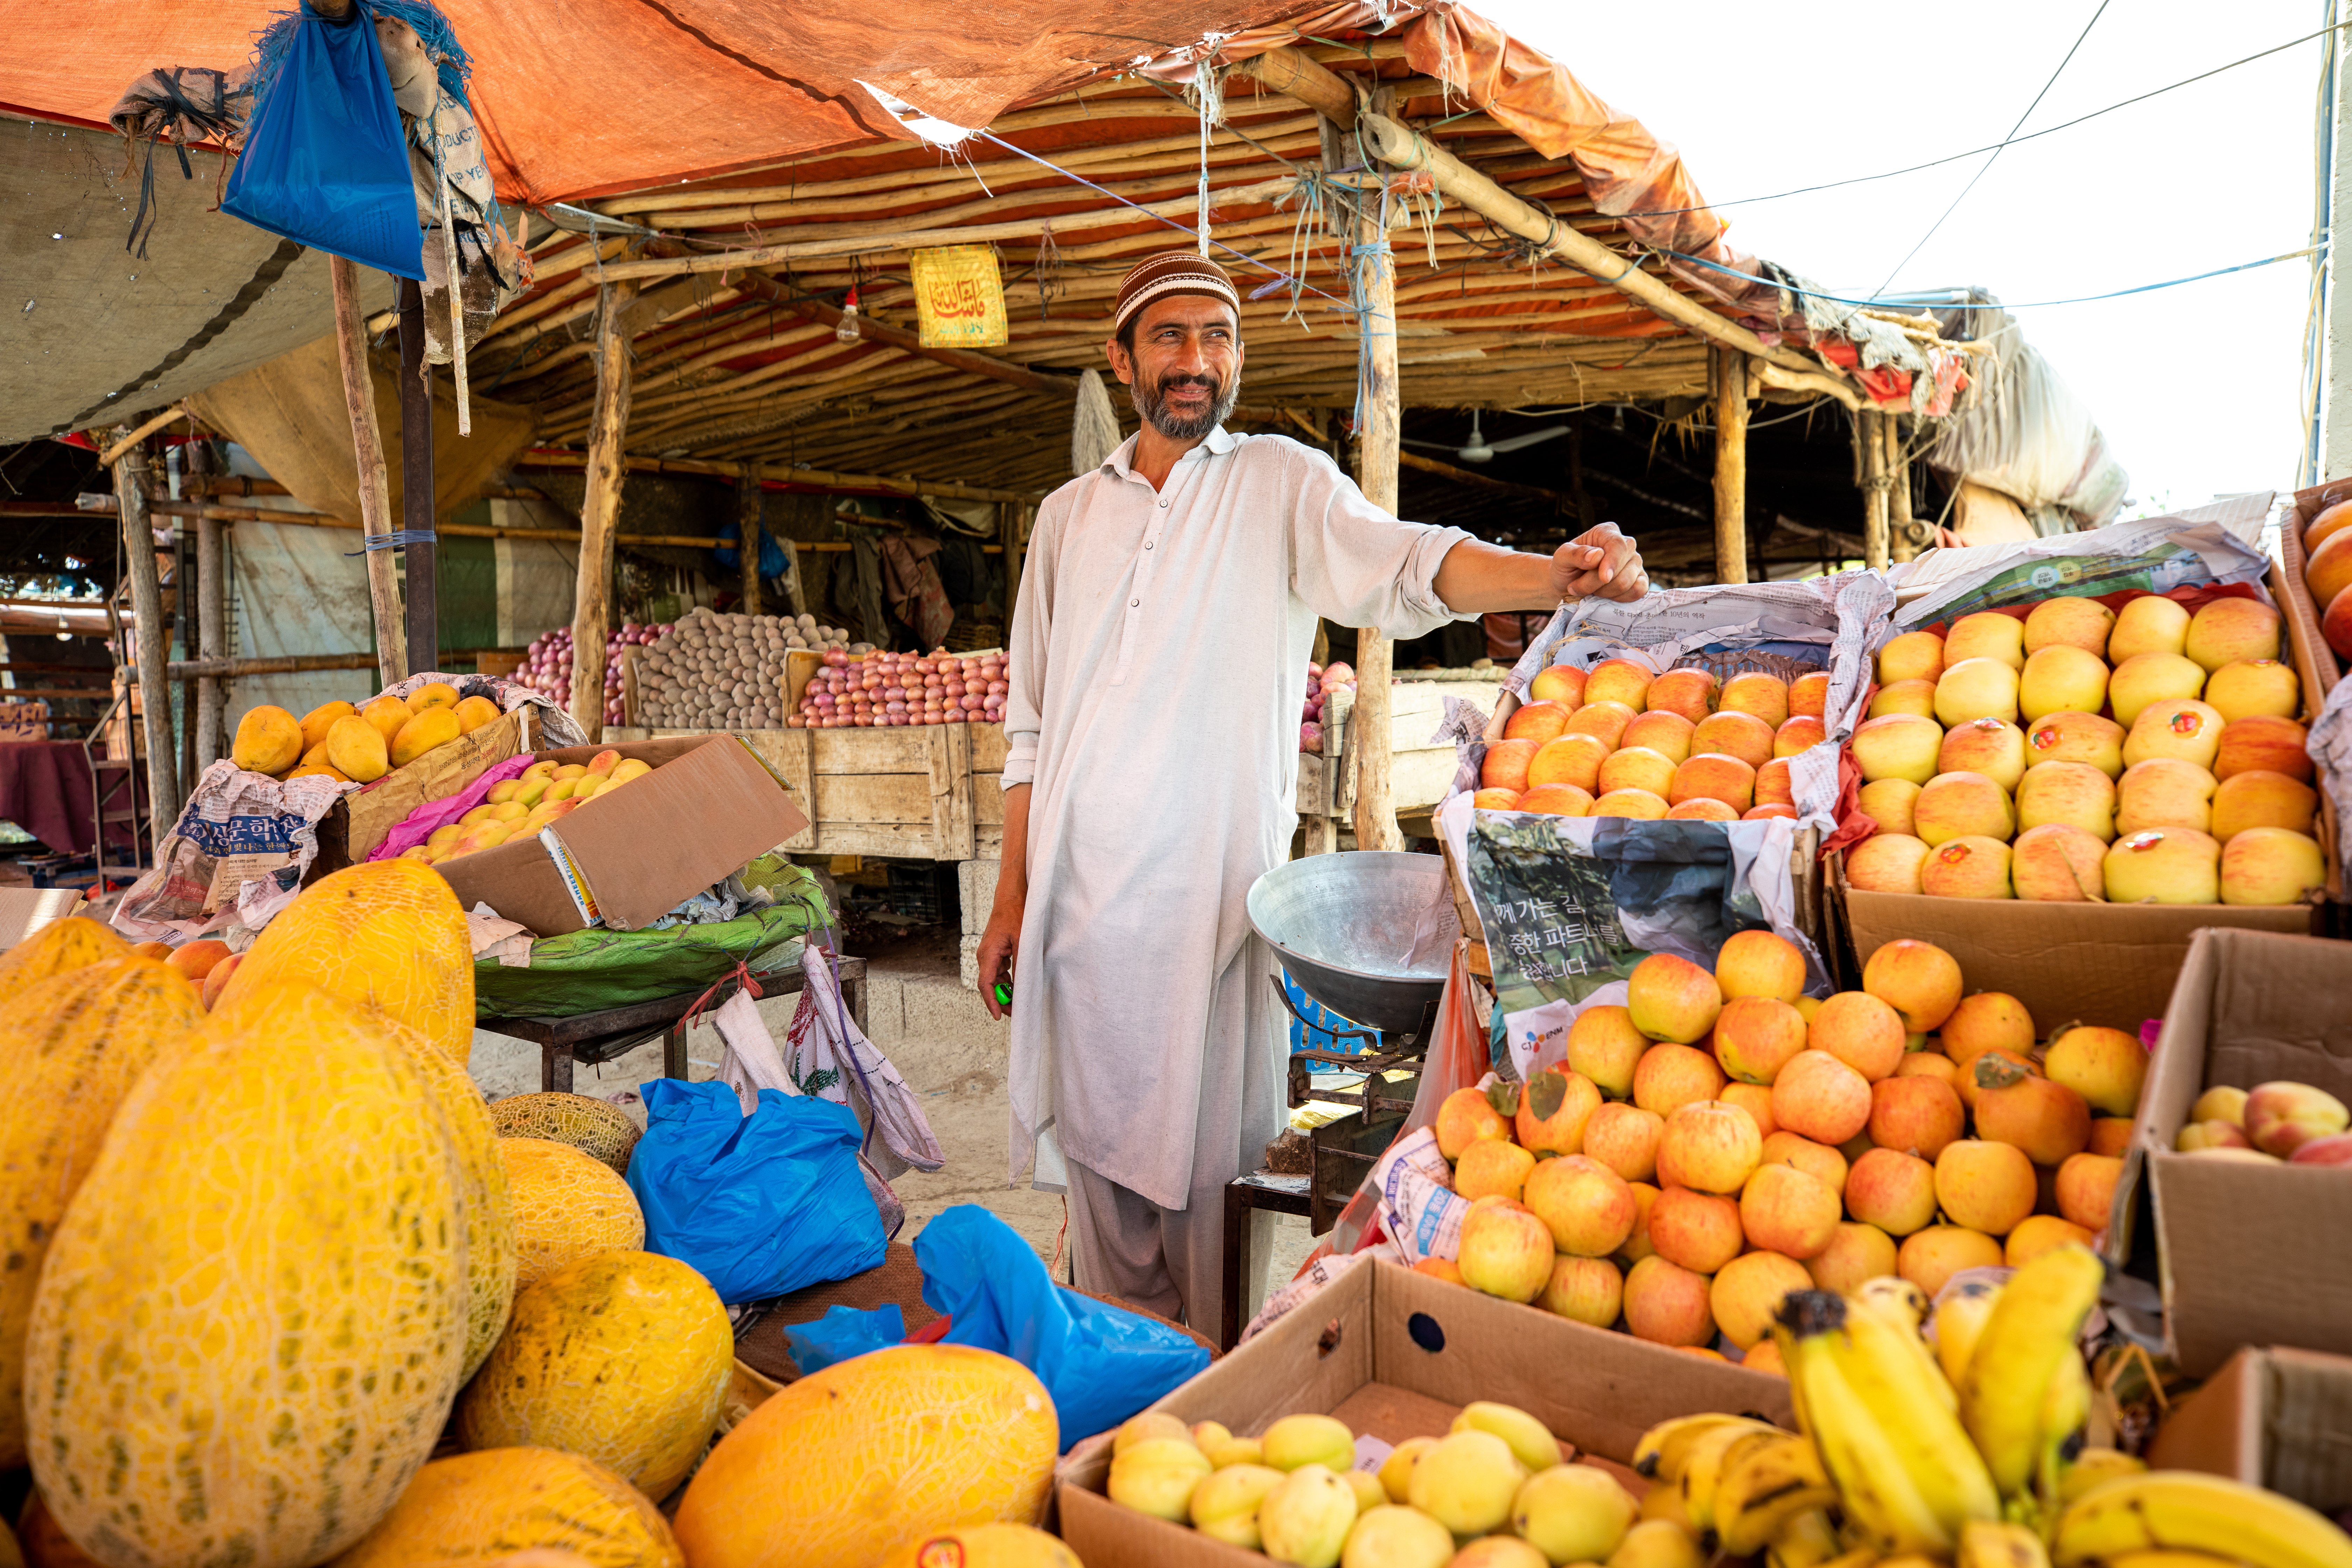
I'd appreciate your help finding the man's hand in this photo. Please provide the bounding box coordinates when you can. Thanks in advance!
[977,898,1021,1021]
[1550,523,1648,604]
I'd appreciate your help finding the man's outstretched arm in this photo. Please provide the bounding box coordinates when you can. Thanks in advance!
[1432,522,1648,611]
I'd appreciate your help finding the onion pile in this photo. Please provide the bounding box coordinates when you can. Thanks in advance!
[1302,659,1354,752]
[516,624,663,727]
[792,647,1007,728]
[636,609,860,730]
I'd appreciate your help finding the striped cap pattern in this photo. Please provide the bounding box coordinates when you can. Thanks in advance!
[1111,252,1242,333]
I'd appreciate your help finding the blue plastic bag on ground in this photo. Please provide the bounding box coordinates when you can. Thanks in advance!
[782,1302,905,1375]
[915,1205,1209,1450]
[221,5,424,279]
[628,1079,885,1304]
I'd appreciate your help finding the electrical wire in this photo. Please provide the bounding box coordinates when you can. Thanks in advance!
[1659,240,2326,310]
[1869,0,2111,301]
[1619,21,2346,220]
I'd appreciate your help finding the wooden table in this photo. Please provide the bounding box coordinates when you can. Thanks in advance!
[1220,1170,1316,1352]
[488,954,867,1092]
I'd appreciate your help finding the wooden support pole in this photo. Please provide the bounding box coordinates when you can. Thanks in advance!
[1712,346,1749,586]
[1858,411,1891,571]
[572,281,637,740]
[193,478,226,769]
[1231,45,1358,126]
[110,432,179,831]
[398,276,439,674]
[328,255,406,686]
[736,474,763,616]
[1348,110,1402,856]
[1885,415,1919,564]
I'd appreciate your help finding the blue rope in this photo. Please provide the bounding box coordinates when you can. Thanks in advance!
[346,530,439,555]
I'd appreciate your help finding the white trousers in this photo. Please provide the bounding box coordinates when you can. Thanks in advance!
[1067,1155,1274,1336]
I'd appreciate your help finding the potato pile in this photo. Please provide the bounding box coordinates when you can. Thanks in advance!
[634,608,861,730]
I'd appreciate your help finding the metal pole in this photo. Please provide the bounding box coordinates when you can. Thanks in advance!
[399,276,439,674]
[111,432,180,831]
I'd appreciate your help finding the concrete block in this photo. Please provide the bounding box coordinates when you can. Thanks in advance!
[959,934,983,990]
[957,858,1001,936]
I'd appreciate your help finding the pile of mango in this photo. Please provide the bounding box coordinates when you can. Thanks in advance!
[231,684,501,786]
[404,750,654,865]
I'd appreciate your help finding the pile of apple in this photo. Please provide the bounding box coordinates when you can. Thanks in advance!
[1419,933,2141,1362]
[2304,498,2352,659]
[2173,1080,2351,1165]
[1474,662,1829,822]
[1843,593,2323,905]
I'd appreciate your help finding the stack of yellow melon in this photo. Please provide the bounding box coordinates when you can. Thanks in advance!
[1477,661,1828,823]
[234,682,505,786]
[1410,932,2143,1363]
[1844,594,2323,905]
[404,749,657,866]
[0,866,1073,1568]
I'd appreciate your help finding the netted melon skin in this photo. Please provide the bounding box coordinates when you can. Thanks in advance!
[218,859,475,1060]
[0,916,127,993]
[327,1448,680,1568]
[25,984,471,1568]
[0,957,203,1469]
[490,1091,643,1177]
[499,1137,646,1290]
[457,1251,730,1502]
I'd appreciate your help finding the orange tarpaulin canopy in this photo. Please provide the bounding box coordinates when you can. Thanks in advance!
[0,0,1339,204]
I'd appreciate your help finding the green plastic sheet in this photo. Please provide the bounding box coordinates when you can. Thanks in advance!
[475,863,831,1020]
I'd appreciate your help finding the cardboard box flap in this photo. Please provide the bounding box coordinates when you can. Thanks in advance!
[2149,1345,2352,1513]
[343,705,532,862]
[549,735,806,931]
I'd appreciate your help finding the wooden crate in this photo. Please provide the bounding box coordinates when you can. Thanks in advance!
[972,721,1007,859]
[766,725,975,860]
[1306,679,1490,827]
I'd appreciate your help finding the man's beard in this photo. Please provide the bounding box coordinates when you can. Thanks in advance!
[1132,370,1240,441]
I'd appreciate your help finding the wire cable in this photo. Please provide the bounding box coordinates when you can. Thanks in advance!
[1660,240,2326,310]
[1869,0,2112,302]
[1619,21,2345,220]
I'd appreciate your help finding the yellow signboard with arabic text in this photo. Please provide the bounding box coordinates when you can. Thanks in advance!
[909,244,1009,350]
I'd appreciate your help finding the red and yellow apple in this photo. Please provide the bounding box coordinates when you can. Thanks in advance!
[1586,659,1656,711]
[1914,772,2014,846]
[2203,659,2300,723]
[2183,597,2282,672]
[2019,644,2110,724]
[1690,711,1775,770]
[2108,594,2192,662]
[2104,827,2222,904]
[1720,673,1791,729]
[2010,822,2108,901]
[1844,832,1930,893]
[2025,710,2127,778]
[2116,758,2217,835]
[1852,713,1945,785]
[1878,630,1948,685]
[1934,658,2022,726]
[2213,715,2312,782]
[1647,667,1720,722]
[2220,827,2325,906]
[2122,698,2224,771]
[2023,595,2114,658]
[1945,611,2027,670]
[2109,652,2207,728]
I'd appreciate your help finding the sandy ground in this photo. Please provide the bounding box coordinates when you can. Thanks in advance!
[469,928,1315,1324]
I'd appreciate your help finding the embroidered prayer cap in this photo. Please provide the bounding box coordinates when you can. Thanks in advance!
[1111,252,1241,335]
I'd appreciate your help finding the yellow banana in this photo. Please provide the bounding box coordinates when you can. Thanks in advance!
[1780,1298,1953,1555]
[1818,1550,1882,1568]
[1934,1278,2005,1388]
[2056,1449,2146,1509]
[1717,1431,1840,1557]
[1636,1412,1779,1481]
[2093,1554,2253,1568]
[1641,1474,1700,1534]
[1682,1418,1766,1537]
[1857,1275,1933,1332]
[1833,1295,2003,1540]
[2053,1471,2352,1568]
[1959,1244,2106,1503]
[1961,1520,2053,1568]
[1768,1507,1844,1568]
[2027,1349,2093,1529]
[1852,1281,1959,1413]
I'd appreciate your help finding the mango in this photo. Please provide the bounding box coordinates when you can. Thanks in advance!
[484,801,526,823]
[1408,1429,1525,1535]
[1205,1433,1265,1470]
[325,714,390,783]
[1378,1435,1437,1503]
[391,706,463,766]
[406,681,460,713]
[451,694,501,733]
[1264,1413,1356,1473]
[586,748,622,777]
[1339,1504,1454,1568]
[485,780,520,805]
[459,804,498,827]
[520,760,559,783]
[298,700,357,751]
[1451,1401,1562,1474]
[514,777,551,807]
[1611,1519,1705,1568]
[427,824,464,849]
[231,705,304,775]
[545,778,578,802]
[1512,1463,1636,1564]
[1344,1469,1386,1513]
[555,764,589,780]
[1259,1464,1358,1568]
[361,694,413,744]
[1191,1462,1284,1549]
[607,758,654,786]
[1454,1541,1550,1568]
[570,776,605,802]
[284,762,352,783]
[1107,1436,1210,1521]
[1113,1412,1193,1455]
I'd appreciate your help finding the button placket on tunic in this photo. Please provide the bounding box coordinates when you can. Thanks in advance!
[1002,427,1474,1216]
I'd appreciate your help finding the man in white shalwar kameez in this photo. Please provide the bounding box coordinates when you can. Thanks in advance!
[978,253,1648,1332]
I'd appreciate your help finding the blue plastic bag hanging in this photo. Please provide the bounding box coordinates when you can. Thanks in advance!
[221,4,424,279]
[715,521,788,582]
[781,1302,905,1374]
[915,1205,1210,1450]
[627,1078,887,1304]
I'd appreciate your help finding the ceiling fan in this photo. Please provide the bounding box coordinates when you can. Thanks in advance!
[1401,410,1572,464]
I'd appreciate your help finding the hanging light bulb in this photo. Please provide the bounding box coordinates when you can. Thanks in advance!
[835,286,862,343]
[55,614,71,642]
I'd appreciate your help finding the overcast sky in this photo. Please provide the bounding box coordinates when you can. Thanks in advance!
[1472,0,2326,513]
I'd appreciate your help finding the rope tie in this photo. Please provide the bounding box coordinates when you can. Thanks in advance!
[347,530,439,555]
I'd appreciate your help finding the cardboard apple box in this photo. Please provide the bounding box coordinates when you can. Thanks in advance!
[2148,1344,2352,1513]
[435,734,808,937]
[2112,927,2352,1377]
[1056,1259,1794,1568]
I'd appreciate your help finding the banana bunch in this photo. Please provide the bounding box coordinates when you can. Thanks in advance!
[2053,1470,2352,1568]
[1957,1243,2104,1528]
[1776,1287,2003,1555]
